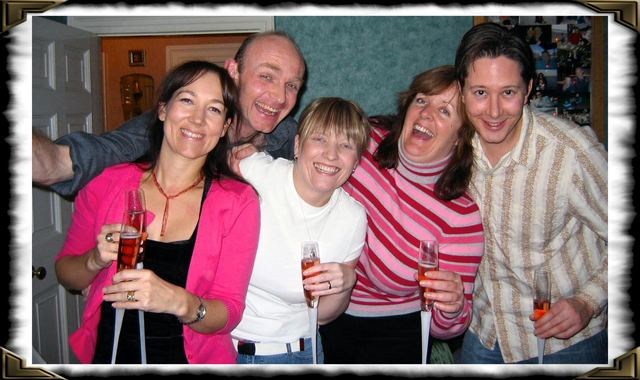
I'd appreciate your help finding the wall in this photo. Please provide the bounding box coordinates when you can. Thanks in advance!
[101,34,248,131]
[275,16,472,119]
[54,16,474,130]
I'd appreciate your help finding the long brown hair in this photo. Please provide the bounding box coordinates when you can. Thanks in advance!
[373,65,474,201]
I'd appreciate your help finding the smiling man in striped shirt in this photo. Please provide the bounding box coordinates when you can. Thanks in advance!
[456,23,607,364]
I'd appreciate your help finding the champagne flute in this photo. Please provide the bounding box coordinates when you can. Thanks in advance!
[418,240,439,312]
[118,189,146,271]
[301,241,321,308]
[127,189,148,364]
[533,268,550,364]
[418,239,438,364]
[301,241,320,364]
[112,189,147,364]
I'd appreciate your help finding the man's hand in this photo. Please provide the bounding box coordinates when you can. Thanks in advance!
[229,143,258,175]
[531,296,595,339]
[32,132,73,185]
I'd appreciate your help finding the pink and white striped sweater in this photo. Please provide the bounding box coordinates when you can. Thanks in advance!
[344,126,484,339]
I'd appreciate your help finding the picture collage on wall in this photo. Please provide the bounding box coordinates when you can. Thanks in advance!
[488,16,593,126]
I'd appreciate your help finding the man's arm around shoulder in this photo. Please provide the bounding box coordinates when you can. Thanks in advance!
[32,131,73,185]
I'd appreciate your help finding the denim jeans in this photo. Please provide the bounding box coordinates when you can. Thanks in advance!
[460,329,608,364]
[236,336,324,364]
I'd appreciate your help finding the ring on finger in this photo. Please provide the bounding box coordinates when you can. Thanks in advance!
[126,290,136,302]
[105,232,114,243]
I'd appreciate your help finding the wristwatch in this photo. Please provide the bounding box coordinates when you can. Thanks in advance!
[179,296,206,325]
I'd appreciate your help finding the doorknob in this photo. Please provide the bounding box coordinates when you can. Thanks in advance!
[32,266,47,280]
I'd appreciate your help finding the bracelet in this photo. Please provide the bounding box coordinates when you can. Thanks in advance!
[178,296,207,325]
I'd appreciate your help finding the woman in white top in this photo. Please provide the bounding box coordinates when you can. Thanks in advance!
[231,97,371,364]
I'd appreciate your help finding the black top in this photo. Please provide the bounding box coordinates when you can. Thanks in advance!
[92,179,210,364]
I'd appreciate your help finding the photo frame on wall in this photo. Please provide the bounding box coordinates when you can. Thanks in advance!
[128,49,146,66]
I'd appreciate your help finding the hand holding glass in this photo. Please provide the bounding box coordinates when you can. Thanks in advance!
[301,241,320,308]
[418,240,439,312]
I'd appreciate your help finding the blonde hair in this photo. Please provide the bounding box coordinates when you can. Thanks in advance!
[297,97,370,158]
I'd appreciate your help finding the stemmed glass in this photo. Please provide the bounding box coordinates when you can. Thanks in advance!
[533,268,550,364]
[301,241,320,364]
[418,239,438,364]
[111,189,147,364]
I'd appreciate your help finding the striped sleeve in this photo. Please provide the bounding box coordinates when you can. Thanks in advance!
[567,126,608,315]
[431,196,484,339]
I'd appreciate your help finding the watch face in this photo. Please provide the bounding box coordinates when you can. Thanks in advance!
[196,299,206,321]
[197,303,206,320]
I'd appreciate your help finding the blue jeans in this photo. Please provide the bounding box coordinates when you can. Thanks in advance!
[460,329,607,364]
[237,336,324,364]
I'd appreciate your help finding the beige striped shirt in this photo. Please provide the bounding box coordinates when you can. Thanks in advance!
[468,105,607,363]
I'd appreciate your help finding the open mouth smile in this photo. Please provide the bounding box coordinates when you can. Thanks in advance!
[413,124,434,138]
[483,119,507,130]
[256,101,280,116]
[313,162,340,175]
[181,128,204,139]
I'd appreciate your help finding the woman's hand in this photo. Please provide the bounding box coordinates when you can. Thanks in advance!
[87,224,122,272]
[418,269,465,315]
[303,262,356,298]
[102,268,181,315]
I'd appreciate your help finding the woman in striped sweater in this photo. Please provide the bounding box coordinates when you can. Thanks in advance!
[318,66,484,364]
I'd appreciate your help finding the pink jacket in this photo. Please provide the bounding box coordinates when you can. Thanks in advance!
[56,164,260,364]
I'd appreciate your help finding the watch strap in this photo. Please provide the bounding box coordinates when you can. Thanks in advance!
[178,296,206,325]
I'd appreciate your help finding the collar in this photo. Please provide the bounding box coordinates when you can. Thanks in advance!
[396,139,452,185]
[265,116,297,150]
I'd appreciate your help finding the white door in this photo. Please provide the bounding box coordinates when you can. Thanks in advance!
[32,16,103,364]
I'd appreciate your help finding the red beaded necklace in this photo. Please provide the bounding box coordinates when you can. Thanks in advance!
[151,170,204,237]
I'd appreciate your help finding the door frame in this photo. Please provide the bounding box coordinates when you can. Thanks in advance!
[67,16,274,36]
[29,16,103,364]
[68,16,273,134]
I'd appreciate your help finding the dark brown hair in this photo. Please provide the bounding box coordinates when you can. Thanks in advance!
[373,65,474,201]
[455,22,535,88]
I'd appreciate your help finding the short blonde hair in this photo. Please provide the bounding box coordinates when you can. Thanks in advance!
[297,97,370,158]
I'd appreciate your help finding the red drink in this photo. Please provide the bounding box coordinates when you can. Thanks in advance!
[418,262,437,311]
[533,299,550,320]
[138,231,148,263]
[126,210,146,263]
[301,258,320,307]
[117,232,142,271]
